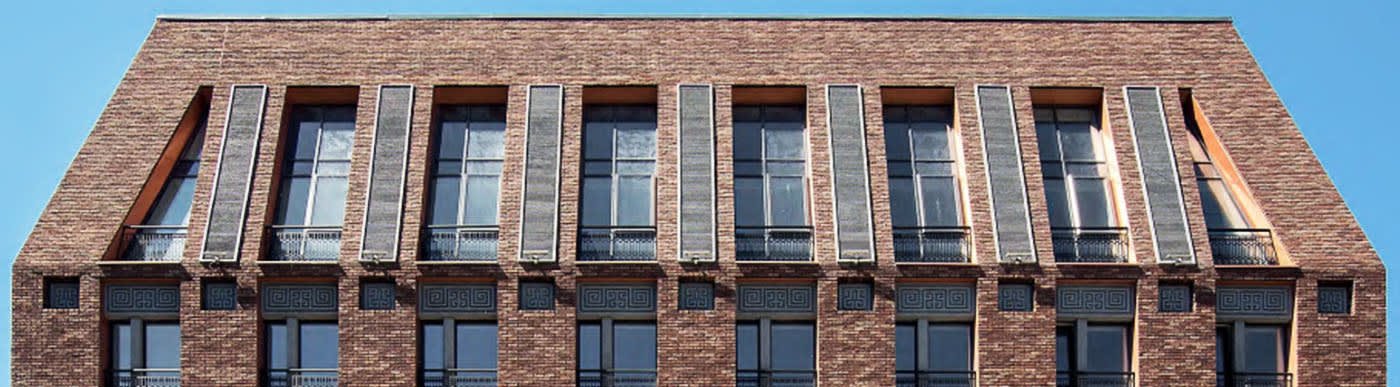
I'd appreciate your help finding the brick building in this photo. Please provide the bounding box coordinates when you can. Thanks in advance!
[9,15,1385,387]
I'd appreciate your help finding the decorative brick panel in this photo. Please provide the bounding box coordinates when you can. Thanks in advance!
[104,284,180,315]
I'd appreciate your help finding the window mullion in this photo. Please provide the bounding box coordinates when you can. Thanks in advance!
[287,317,301,370]
[458,122,471,226]
[131,318,146,370]
[1232,321,1247,374]
[443,318,456,371]
[916,319,929,372]
[758,318,772,372]
[302,116,326,227]
[601,318,615,373]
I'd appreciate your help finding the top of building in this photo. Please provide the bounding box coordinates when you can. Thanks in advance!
[155,13,1232,23]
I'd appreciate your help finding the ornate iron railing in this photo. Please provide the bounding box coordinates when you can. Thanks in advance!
[577,370,658,387]
[1217,372,1293,387]
[1052,227,1130,263]
[1056,371,1136,387]
[266,369,338,387]
[736,370,816,387]
[578,227,657,261]
[109,369,181,387]
[1208,228,1278,265]
[267,226,342,261]
[422,369,498,387]
[424,225,499,261]
[893,226,970,263]
[736,227,813,261]
[120,225,187,262]
[895,371,977,387]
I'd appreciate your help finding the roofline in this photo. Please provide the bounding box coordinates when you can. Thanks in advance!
[154,13,1232,23]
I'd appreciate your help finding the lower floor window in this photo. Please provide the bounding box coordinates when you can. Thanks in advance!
[422,320,498,387]
[265,319,338,387]
[737,320,815,387]
[110,319,181,386]
[1056,322,1132,387]
[895,321,974,386]
[1216,323,1290,387]
[578,319,657,386]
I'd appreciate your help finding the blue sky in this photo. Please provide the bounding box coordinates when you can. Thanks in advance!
[2,0,1395,384]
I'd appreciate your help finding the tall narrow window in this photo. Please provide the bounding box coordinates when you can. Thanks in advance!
[734,105,811,261]
[266,320,338,386]
[110,320,181,386]
[422,320,498,386]
[1181,97,1278,265]
[896,322,975,386]
[578,320,657,386]
[737,320,815,387]
[1216,324,1290,387]
[1055,323,1132,387]
[579,105,658,261]
[425,104,506,262]
[1034,107,1127,262]
[124,122,206,262]
[884,105,968,262]
[270,105,355,261]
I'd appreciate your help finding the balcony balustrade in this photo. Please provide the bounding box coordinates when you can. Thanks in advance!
[267,226,342,261]
[1056,371,1135,387]
[109,369,180,387]
[736,371,817,387]
[423,369,498,387]
[120,225,187,262]
[735,227,813,262]
[578,227,656,262]
[892,227,970,263]
[577,370,658,387]
[895,371,977,387]
[1051,227,1130,263]
[424,226,500,262]
[1208,229,1279,265]
[1217,373,1292,387]
[267,369,338,387]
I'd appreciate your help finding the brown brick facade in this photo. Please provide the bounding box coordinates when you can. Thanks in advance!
[11,16,1384,386]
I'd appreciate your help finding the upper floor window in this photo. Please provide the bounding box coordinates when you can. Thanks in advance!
[579,320,657,386]
[123,122,206,262]
[1217,324,1290,387]
[1056,324,1132,387]
[1181,94,1279,265]
[737,320,815,387]
[734,104,811,261]
[266,320,338,386]
[884,104,969,263]
[579,105,658,261]
[269,105,355,261]
[110,320,180,386]
[425,105,506,261]
[1034,106,1127,262]
[423,320,498,386]
[896,322,974,386]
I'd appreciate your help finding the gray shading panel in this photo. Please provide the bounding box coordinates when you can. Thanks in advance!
[679,281,715,310]
[262,283,338,314]
[1216,286,1293,320]
[578,284,657,314]
[44,280,79,309]
[998,283,1033,312]
[1056,285,1134,318]
[105,284,180,315]
[360,281,396,310]
[1125,87,1195,264]
[520,85,563,262]
[837,282,873,311]
[203,85,267,263]
[976,86,1035,263]
[737,284,816,314]
[896,283,976,316]
[826,85,876,262]
[419,283,497,314]
[519,281,555,310]
[678,84,717,262]
[360,85,414,262]
[202,281,238,311]
[1158,284,1192,313]
[1317,285,1351,314]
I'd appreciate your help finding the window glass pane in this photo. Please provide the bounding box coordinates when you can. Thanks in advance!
[437,121,467,160]
[1057,122,1097,161]
[1073,178,1113,227]
[1215,327,1228,375]
[581,177,613,226]
[467,126,505,159]
[617,127,656,159]
[1085,325,1127,372]
[146,177,197,225]
[267,322,287,369]
[300,322,338,369]
[1043,178,1072,228]
[766,106,806,124]
[617,176,653,226]
[884,124,910,161]
[1200,179,1248,229]
[318,127,354,160]
[614,322,657,370]
[770,322,815,371]
[457,322,497,370]
[315,160,350,177]
[929,324,971,371]
[463,176,500,225]
[736,322,758,370]
[429,176,461,225]
[888,178,918,228]
[578,322,601,370]
[733,122,762,160]
[766,161,805,176]
[768,177,806,226]
[1033,108,1056,123]
[309,177,348,225]
[1244,326,1284,373]
[291,118,321,160]
[584,122,613,160]
[145,322,181,369]
[765,128,805,159]
[323,105,357,123]
[423,322,443,370]
[180,128,207,160]
[584,161,613,176]
[1035,121,1061,161]
[275,177,311,225]
[616,161,654,176]
[920,176,960,227]
[733,106,761,122]
[895,323,915,372]
[112,322,133,369]
[734,178,765,227]
[1055,326,1072,372]
[911,127,951,160]
[909,106,950,123]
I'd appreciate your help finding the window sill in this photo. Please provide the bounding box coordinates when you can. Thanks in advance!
[1054,261,1138,266]
[894,261,979,266]
[1214,264,1299,269]
[736,260,820,265]
[255,260,340,265]
[575,260,659,265]
[415,260,499,265]
[97,260,183,266]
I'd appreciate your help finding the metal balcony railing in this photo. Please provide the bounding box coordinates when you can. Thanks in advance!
[1056,371,1136,387]
[109,369,181,387]
[422,369,498,387]
[1208,228,1279,265]
[267,226,342,261]
[736,227,813,262]
[120,225,187,262]
[577,370,658,387]
[736,370,816,387]
[893,226,971,263]
[267,369,338,387]
[895,371,977,387]
[1217,373,1293,387]
[424,226,500,261]
[1052,227,1130,263]
[578,227,657,261]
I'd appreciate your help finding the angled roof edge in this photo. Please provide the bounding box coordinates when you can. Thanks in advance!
[155,13,1232,23]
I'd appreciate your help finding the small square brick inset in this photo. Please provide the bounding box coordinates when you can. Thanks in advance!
[44,278,79,309]
[837,282,873,311]
[520,280,555,310]
[360,281,397,310]
[998,283,1033,312]
[1159,284,1193,313]
[1318,283,1351,314]
[679,281,715,310]
[201,280,238,311]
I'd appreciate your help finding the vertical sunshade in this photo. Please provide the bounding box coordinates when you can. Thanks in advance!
[359,85,414,262]
[201,85,267,262]
[976,85,1036,263]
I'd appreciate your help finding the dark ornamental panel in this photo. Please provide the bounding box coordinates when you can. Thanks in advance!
[359,85,415,262]
[976,85,1036,263]
[519,85,564,262]
[998,283,1033,312]
[826,85,876,262]
[420,283,496,314]
[1317,284,1351,314]
[1057,286,1135,318]
[837,282,873,311]
[262,284,338,314]
[1125,87,1195,264]
[578,284,657,314]
[737,284,816,314]
[678,84,717,262]
[1158,284,1193,313]
[679,281,715,310]
[202,281,238,311]
[896,284,976,316]
[1216,286,1293,320]
[202,85,267,262]
[44,280,79,309]
[519,281,556,310]
[360,281,396,310]
[105,284,180,314]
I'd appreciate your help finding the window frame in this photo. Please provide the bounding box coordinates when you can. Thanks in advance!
[1034,106,1118,229]
[274,104,356,228]
[108,318,181,384]
[883,104,964,228]
[1055,320,1133,385]
[580,104,659,228]
[428,104,508,228]
[420,318,499,386]
[1216,322,1290,385]
[895,320,975,384]
[263,318,339,385]
[736,318,816,386]
[577,318,658,386]
[733,104,811,228]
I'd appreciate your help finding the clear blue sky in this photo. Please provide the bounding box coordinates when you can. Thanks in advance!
[2,0,1395,384]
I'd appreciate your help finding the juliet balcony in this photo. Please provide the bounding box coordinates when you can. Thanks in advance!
[1217,372,1292,387]
[1056,371,1135,387]
[1051,227,1130,263]
[267,369,338,387]
[1207,228,1279,265]
[424,225,500,262]
[423,369,498,387]
[109,369,180,387]
[119,225,188,262]
[735,226,813,262]
[577,370,658,387]
[736,371,816,387]
[266,226,342,262]
[895,371,977,387]
[892,226,971,263]
[578,227,657,262]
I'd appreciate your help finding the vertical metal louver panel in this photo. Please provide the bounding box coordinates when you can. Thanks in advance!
[359,85,414,262]
[519,85,563,262]
[1125,87,1196,265]
[976,85,1036,263]
[677,84,717,262]
[825,85,876,262]
[201,85,267,262]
